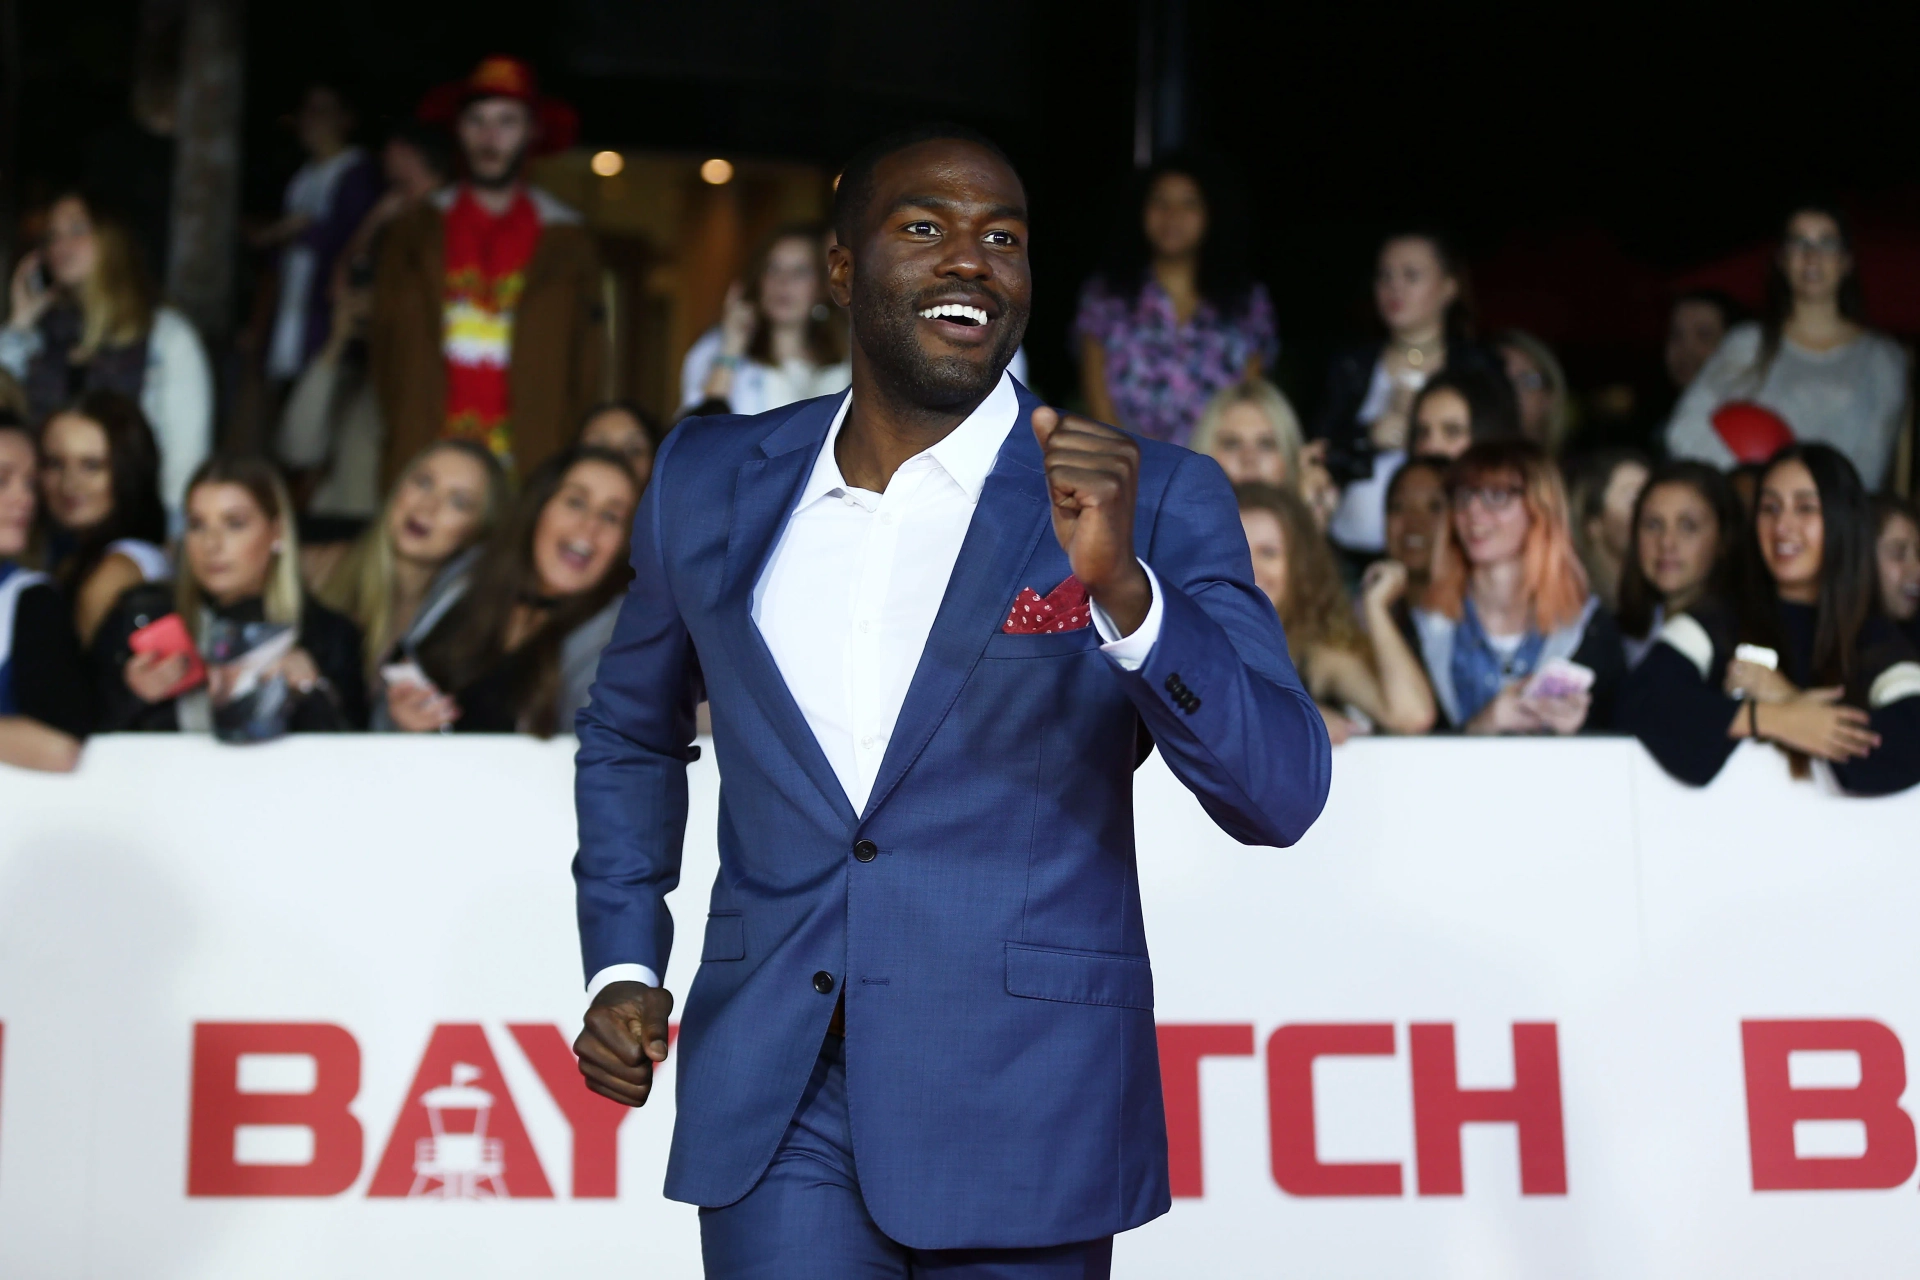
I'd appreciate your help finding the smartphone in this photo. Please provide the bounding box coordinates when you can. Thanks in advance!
[1522,658,1595,701]
[1733,644,1780,671]
[380,661,432,690]
[128,613,208,698]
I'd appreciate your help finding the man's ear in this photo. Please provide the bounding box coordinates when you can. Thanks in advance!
[826,241,854,310]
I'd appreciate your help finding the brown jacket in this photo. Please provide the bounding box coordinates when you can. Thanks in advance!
[371,186,605,487]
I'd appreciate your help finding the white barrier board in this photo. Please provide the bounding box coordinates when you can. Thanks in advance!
[0,736,1916,1278]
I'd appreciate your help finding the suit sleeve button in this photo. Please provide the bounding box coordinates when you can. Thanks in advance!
[813,971,836,994]
[852,839,878,862]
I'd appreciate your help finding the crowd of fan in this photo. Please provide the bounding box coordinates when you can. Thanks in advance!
[1,57,1916,796]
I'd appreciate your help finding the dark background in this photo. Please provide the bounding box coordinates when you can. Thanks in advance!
[19,0,1920,434]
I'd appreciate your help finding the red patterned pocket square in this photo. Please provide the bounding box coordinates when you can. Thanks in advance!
[1003,575,1092,634]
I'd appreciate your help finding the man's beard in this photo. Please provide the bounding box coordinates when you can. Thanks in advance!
[467,144,527,191]
[850,285,1028,412]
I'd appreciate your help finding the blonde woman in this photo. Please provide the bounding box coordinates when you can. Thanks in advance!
[1237,482,1435,743]
[3,193,213,515]
[93,456,367,732]
[306,439,507,686]
[1195,378,1339,529]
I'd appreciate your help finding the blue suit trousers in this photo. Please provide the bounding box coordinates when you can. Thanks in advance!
[699,1035,1115,1280]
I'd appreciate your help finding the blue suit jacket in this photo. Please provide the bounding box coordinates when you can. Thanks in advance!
[574,381,1331,1249]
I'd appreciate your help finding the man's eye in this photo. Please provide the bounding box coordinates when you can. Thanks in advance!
[904,221,938,236]
[985,230,1017,246]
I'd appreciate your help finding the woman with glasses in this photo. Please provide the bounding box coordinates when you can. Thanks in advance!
[1666,206,1909,490]
[1410,439,1626,732]
[1618,444,1919,793]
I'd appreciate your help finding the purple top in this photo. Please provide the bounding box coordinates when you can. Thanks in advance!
[1071,276,1277,445]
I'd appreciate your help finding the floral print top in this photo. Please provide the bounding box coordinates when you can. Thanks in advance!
[1071,275,1277,445]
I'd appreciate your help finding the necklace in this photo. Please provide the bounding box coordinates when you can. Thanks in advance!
[1393,337,1442,369]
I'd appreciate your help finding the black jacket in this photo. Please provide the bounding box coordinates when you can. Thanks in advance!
[1618,599,1920,794]
[92,584,369,732]
[1312,340,1507,484]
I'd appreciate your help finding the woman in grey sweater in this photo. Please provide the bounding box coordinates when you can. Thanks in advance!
[1667,205,1909,490]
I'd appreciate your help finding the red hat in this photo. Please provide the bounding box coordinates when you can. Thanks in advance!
[1710,401,1795,464]
[418,56,579,154]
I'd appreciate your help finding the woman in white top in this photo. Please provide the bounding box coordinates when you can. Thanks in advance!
[2,192,213,517]
[680,222,850,417]
[1667,206,1910,490]
[38,390,172,646]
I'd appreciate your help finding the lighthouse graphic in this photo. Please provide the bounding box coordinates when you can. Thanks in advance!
[408,1062,509,1198]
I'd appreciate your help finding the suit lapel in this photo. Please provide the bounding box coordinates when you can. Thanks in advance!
[860,389,1052,821]
[714,396,857,825]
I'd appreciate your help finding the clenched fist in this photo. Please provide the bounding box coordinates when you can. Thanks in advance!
[1031,406,1152,636]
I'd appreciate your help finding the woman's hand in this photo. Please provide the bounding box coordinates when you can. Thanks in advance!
[1724,659,1796,704]
[125,651,193,703]
[275,648,323,695]
[387,680,460,732]
[1759,688,1880,762]
[1297,440,1341,530]
[1466,682,1539,735]
[1522,690,1591,736]
[718,281,756,357]
[1317,703,1356,746]
[1359,558,1408,613]
[8,250,53,332]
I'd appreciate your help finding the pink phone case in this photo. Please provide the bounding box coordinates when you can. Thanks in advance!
[127,613,208,698]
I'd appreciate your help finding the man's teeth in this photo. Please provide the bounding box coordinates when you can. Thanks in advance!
[919,303,988,326]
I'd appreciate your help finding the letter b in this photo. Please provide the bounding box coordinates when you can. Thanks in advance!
[188,1023,363,1196]
[1741,1019,1916,1191]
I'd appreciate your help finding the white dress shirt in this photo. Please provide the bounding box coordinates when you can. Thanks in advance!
[588,371,1163,996]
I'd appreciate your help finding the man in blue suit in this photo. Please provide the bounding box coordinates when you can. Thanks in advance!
[572,124,1331,1277]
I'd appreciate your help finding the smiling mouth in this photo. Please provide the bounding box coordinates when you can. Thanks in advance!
[918,303,990,327]
[556,540,594,572]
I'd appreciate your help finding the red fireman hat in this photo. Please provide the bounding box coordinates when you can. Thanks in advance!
[418,56,579,154]
[1710,401,1795,463]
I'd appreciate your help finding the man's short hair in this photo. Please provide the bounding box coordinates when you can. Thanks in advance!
[831,123,1017,246]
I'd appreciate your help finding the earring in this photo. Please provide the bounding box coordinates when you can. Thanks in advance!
[271,540,284,554]
[811,302,830,321]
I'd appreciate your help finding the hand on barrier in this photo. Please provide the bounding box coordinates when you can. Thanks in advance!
[1758,688,1880,762]
[387,681,460,732]
[574,980,675,1108]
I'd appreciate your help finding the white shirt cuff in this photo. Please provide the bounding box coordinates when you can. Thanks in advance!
[1091,560,1163,672]
[586,963,661,1001]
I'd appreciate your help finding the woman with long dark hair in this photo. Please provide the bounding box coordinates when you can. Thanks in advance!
[1619,444,1920,793]
[1616,461,1744,666]
[0,416,90,770]
[1666,205,1909,490]
[384,445,638,736]
[680,222,849,417]
[1316,230,1505,558]
[1,193,213,514]
[1406,366,1522,460]
[1873,494,1920,650]
[38,389,170,645]
[1073,154,1275,446]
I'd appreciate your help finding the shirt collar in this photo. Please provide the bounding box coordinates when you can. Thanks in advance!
[796,370,1019,509]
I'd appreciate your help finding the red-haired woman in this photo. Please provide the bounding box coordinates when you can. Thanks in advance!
[1412,439,1626,732]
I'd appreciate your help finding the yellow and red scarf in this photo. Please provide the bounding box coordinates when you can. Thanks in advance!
[440,187,541,463]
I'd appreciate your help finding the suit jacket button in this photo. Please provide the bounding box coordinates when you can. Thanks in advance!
[853,839,878,863]
[813,971,836,994]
